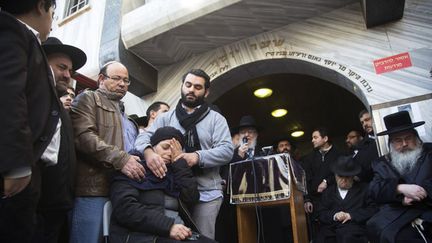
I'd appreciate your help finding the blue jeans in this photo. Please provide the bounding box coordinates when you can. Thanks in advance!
[70,197,108,243]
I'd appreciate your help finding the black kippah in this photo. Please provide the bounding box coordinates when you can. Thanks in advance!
[150,126,185,148]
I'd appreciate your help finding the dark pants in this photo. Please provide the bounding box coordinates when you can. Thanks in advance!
[156,234,217,243]
[394,223,432,243]
[0,169,41,243]
[32,210,70,243]
[315,223,368,243]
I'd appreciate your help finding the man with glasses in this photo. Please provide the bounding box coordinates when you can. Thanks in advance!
[0,0,59,242]
[367,111,432,243]
[69,61,145,243]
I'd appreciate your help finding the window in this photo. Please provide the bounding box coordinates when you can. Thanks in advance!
[66,0,89,17]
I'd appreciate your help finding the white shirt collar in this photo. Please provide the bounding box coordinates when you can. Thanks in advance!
[17,19,41,44]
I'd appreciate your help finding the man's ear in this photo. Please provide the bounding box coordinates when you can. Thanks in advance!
[323,136,329,143]
[204,89,210,98]
[97,74,105,87]
[150,110,156,119]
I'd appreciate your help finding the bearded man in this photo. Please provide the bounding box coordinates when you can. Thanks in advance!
[135,69,233,239]
[367,111,432,243]
[315,156,377,243]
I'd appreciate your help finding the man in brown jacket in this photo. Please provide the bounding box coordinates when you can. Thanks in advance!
[69,61,145,243]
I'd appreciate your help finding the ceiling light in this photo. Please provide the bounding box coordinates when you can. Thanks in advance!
[254,88,273,98]
[291,131,304,137]
[271,109,287,117]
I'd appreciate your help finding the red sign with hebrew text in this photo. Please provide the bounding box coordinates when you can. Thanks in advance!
[373,52,412,74]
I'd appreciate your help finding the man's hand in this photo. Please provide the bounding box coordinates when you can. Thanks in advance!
[304,202,313,213]
[397,184,427,201]
[174,152,199,167]
[237,143,248,158]
[317,180,327,193]
[169,224,192,241]
[402,196,415,206]
[3,175,31,198]
[334,211,351,223]
[144,148,167,178]
[121,155,145,181]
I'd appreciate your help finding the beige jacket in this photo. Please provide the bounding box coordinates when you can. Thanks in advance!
[70,89,130,196]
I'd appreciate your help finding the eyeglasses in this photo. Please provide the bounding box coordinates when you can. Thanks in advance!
[102,73,131,86]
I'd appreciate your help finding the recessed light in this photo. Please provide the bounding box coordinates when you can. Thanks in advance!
[291,131,304,137]
[254,88,273,98]
[271,109,287,117]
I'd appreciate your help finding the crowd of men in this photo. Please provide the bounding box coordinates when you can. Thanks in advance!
[0,1,431,243]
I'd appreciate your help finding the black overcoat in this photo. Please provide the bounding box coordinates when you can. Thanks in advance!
[316,182,377,243]
[367,143,432,243]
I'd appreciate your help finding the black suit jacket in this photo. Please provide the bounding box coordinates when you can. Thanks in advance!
[0,11,60,174]
[353,137,379,182]
[367,143,432,243]
[317,182,377,226]
[38,109,76,211]
[301,146,342,203]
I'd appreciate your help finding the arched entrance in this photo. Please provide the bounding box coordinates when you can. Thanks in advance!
[207,58,369,154]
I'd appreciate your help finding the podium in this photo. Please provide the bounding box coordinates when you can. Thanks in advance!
[229,153,308,243]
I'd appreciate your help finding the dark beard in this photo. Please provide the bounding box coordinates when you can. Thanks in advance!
[181,92,205,108]
[390,144,422,175]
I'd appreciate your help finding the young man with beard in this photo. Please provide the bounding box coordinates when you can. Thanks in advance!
[345,130,363,156]
[135,69,233,239]
[315,156,377,243]
[354,110,379,182]
[367,111,432,243]
[69,61,146,243]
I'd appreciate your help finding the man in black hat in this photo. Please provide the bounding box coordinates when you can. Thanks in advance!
[231,115,264,161]
[33,37,86,243]
[315,156,376,243]
[42,37,87,86]
[367,110,432,243]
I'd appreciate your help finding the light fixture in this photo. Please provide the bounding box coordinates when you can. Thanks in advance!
[271,109,287,118]
[254,88,273,98]
[291,130,304,137]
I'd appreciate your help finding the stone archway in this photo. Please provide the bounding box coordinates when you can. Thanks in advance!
[207,58,369,108]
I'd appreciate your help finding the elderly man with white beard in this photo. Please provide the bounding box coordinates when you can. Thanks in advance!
[367,111,432,243]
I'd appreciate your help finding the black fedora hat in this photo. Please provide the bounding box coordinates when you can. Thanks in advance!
[376,111,425,136]
[129,114,148,127]
[42,37,87,70]
[235,115,262,132]
[331,156,361,177]
[273,136,296,151]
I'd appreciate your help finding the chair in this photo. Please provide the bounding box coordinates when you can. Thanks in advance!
[103,200,112,243]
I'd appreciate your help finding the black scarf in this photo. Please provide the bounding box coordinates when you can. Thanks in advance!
[175,100,210,153]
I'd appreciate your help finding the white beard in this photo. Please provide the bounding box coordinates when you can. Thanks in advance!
[390,143,422,175]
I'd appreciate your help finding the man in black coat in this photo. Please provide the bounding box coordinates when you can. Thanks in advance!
[316,156,377,243]
[33,37,87,243]
[354,110,379,182]
[0,1,60,242]
[367,111,432,243]
[302,127,342,215]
